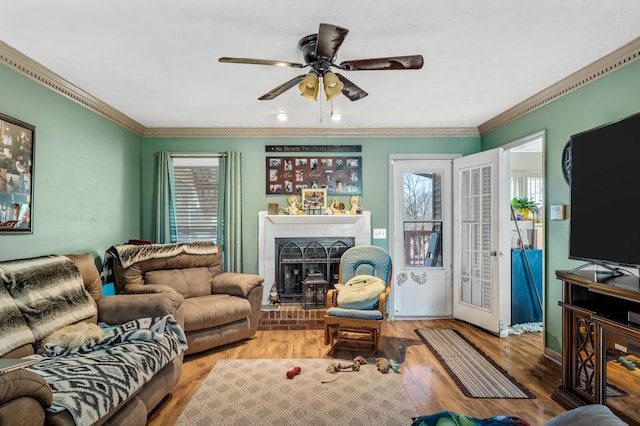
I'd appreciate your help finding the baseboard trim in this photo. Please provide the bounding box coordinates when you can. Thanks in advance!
[545,346,562,364]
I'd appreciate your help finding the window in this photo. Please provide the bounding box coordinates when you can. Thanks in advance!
[510,176,543,216]
[403,172,443,267]
[170,156,219,242]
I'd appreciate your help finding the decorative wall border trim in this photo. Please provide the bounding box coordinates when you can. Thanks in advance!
[141,127,480,138]
[478,36,640,135]
[2,37,638,138]
[0,42,145,135]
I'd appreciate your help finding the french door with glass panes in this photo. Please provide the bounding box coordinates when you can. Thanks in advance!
[452,148,511,336]
[391,157,454,318]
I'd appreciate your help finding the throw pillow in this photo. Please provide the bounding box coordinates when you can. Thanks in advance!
[337,274,386,310]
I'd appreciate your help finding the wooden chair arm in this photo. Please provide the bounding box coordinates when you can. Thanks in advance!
[326,288,339,308]
[379,284,391,317]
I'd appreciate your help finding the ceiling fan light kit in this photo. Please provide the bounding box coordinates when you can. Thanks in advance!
[298,72,319,100]
[322,71,344,101]
[219,23,423,103]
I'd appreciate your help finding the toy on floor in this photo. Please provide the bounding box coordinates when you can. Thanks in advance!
[376,358,401,373]
[376,358,390,373]
[327,356,368,374]
[618,356,636,370]
[286,366,302,379]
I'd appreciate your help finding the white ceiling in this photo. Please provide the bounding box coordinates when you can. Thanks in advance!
[2,1,639,131]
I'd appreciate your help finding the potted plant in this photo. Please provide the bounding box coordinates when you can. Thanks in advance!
[511,197,539,220]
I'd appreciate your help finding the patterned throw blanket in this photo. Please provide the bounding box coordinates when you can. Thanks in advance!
[102,241,218,283]
[0,255,97,344]
[26,315,188,425]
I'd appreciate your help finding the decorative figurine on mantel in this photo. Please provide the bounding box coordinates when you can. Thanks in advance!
[329,198,345,215]
[349,195,361,214]
[287,195,299,215]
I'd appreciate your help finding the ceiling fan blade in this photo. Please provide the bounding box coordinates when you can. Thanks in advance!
[334,73,368,101]
[338,55,424,71]
[219,57,305,68]
[258,74,307,100]
[315,23,349,61]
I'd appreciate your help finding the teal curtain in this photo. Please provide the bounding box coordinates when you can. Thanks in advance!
[153,151,174,243]
[218,151,243,272]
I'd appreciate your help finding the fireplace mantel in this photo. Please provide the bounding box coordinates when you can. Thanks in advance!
[258,211,371,307]
[266,214,364,225]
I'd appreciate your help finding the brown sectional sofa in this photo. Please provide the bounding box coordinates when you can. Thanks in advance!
[106,241,264,355]
[0,253,185,426]
[1,242,264,425]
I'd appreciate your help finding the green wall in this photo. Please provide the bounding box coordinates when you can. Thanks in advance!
[140,137,480,273]
[0,64,142,262]
[481,60,640,353]
[5,50,639,357]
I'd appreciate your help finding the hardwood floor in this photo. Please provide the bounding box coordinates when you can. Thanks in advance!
[147,319,566,426]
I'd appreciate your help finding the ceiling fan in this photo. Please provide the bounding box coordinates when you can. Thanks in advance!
[219,23,424,102]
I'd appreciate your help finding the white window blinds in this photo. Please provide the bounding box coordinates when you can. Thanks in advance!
[171,156,219,242]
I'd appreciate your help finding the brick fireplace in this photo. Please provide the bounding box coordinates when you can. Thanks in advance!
[258,211,371,308]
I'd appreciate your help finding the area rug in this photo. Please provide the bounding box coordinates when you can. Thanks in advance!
[415,328,535,399]
[176,358,419,425]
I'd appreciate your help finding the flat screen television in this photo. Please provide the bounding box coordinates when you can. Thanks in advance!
[569,111,640,274]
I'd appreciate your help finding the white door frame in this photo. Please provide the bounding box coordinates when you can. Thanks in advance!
[388,154,460,318]
[503,130,546,342]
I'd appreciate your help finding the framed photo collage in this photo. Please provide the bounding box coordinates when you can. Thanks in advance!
[266,156,362,196]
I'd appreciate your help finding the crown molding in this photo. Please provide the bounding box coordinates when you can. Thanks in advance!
[2,37,638,139]
[141,127,480,138]
[478,36,640,135]
[0,41,145,135]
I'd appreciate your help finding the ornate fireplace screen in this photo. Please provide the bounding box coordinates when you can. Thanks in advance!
[276,237,354,304]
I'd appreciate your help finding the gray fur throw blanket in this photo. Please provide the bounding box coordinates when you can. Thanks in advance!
[102,240,218,282]
[26,315,188,425]
[0,255,96,343]
[0,278,35,356]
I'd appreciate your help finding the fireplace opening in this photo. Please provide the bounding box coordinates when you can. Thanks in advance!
[275,237,354,306]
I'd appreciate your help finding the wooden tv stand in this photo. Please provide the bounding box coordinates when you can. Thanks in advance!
[554,269,640,424]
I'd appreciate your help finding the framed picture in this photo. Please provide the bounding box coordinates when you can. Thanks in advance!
[265,155,362,195]
[301,188,327,210]
[0,113,35,233]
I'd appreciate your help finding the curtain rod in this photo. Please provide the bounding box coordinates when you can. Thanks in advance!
[161,152,227,158]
